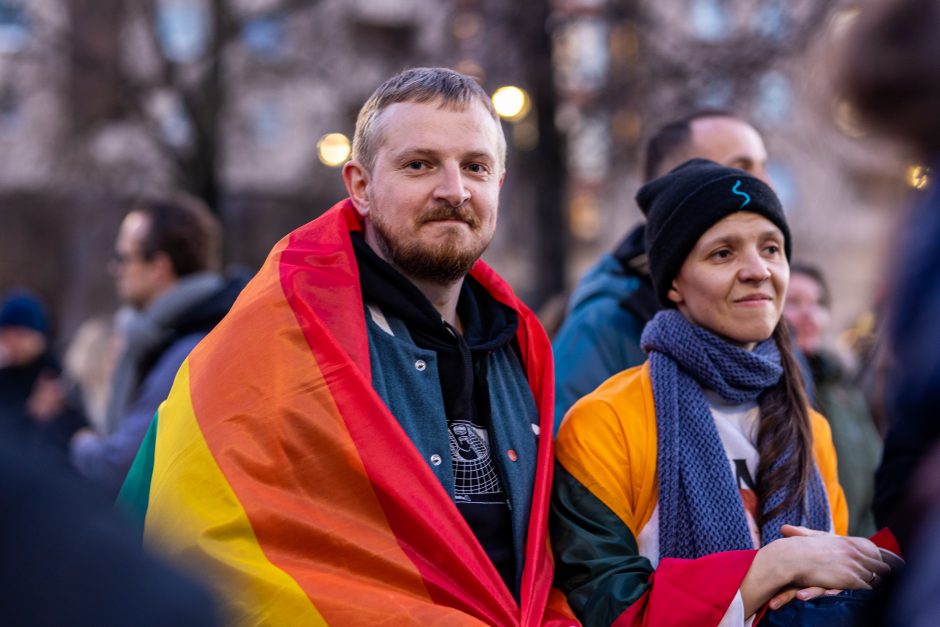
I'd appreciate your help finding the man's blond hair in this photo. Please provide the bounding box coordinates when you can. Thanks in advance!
[351,67,506,172]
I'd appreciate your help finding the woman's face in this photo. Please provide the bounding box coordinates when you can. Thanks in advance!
[668,212,788,350]
[783,272,830,355]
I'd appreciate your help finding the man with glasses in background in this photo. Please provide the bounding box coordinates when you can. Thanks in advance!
[70,194,242,497]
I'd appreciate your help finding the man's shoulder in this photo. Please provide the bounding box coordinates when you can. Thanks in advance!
[566,258,640,313]
[140,333,205,389]
[556,289,645,347]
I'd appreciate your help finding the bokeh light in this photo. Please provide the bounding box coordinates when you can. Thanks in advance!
[492,86,531,122]
[317,133,351,167]
[907,165,930,190]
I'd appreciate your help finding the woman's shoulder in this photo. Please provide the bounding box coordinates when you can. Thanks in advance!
[807,406,850,535]
[807,407,840,468]
[561,362,653,427]
[555,361,659,534]
[557,361,657,462]
[808,407,835,443]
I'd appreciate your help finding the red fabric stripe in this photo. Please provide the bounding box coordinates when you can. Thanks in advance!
[869,527,902,557]
[471,262,557,627]
[612,550,757,627]
[277,200,557,624]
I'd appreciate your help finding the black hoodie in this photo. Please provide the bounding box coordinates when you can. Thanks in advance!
[352,232,520,593]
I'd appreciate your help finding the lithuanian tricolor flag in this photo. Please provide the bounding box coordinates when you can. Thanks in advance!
[120,199,577,626]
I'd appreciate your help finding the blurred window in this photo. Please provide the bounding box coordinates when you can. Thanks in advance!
[567,114,611,183]
[0,1,29,53]
[766,160,797,211]
[755,71,792,127]
[156,0,209,63]
[697,79,733,109]
[150,91,192,148]
[553,17,609,93]
[251,99,283,146]
[242,15,287,60]
[0,86,19,131]
[754,0,790,41]
[690,0,730,41]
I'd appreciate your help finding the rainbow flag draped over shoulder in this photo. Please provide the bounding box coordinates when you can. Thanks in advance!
[122,199,577,626]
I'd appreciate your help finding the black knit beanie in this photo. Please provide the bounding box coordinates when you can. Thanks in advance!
[635,158,791,307]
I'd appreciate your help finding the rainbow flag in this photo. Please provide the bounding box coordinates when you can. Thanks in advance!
[121,200,577,626]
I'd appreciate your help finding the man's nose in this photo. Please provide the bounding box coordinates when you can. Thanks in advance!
[434,164,470,207]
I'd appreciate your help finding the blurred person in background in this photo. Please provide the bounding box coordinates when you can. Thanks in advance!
[63,316,119,433]
[0,410,217,626]
[69,194,243,497]
[784,263,881,537]
[840,0,940,623]
[552,110,774,428]
[0,289,86,449]
[840,0,940,548]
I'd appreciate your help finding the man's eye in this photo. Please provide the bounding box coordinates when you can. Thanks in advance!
[466,163,487,173]
[711,249,731,260]
[764,244,781,255]
[406,161,425,170]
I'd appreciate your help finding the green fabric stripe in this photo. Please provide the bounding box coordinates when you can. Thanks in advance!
[550,462,654,626]
[115,413,158,540]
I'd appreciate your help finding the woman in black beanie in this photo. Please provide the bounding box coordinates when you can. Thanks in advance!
[551,159,894,626]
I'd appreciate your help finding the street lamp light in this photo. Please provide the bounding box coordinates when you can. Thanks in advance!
[907,165,930,190]
[317,133,351,167]
[492,86,531,122]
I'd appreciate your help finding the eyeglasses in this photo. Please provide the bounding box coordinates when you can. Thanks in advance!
[110,250,148,266]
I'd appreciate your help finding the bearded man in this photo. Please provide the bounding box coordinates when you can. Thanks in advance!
[119,67,574,626]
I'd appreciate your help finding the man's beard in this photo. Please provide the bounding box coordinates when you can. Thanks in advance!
[369,204,490,285]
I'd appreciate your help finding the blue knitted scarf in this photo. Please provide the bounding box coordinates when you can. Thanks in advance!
[641,310,831,560]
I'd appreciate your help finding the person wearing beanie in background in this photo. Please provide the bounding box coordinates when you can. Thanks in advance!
[0,289,85,449]
[551,111,775,429]
[551,159,896,626]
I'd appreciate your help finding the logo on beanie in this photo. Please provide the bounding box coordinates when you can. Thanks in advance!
[732,180,751,208]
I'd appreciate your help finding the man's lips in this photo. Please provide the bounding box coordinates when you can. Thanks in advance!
[420,215,477,228]
[419,206,478,228]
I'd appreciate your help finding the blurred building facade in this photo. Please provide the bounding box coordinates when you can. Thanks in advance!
[0,0,916,344]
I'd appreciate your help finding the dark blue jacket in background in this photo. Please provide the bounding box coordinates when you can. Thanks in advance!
[0,419,217,626]
[552,225,652,429]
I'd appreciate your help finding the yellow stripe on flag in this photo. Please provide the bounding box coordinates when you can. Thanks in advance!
[145,360,328,627]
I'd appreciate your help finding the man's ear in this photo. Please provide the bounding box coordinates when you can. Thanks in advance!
[343,160,370,216]
[151,251,177,282]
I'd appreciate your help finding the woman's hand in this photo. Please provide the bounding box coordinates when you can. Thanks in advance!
[776,525,890,591]
[741,524,891,616]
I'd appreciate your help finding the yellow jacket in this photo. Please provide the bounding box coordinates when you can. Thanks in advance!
[551,361,848,626]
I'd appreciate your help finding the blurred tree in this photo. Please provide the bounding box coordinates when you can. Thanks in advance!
[66,0,326,213]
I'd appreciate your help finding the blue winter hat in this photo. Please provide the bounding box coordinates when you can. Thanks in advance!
[0,290,50,336]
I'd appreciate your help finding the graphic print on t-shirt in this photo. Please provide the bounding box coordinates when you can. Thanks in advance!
[449,420,505,502]
[734,458,759,520]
